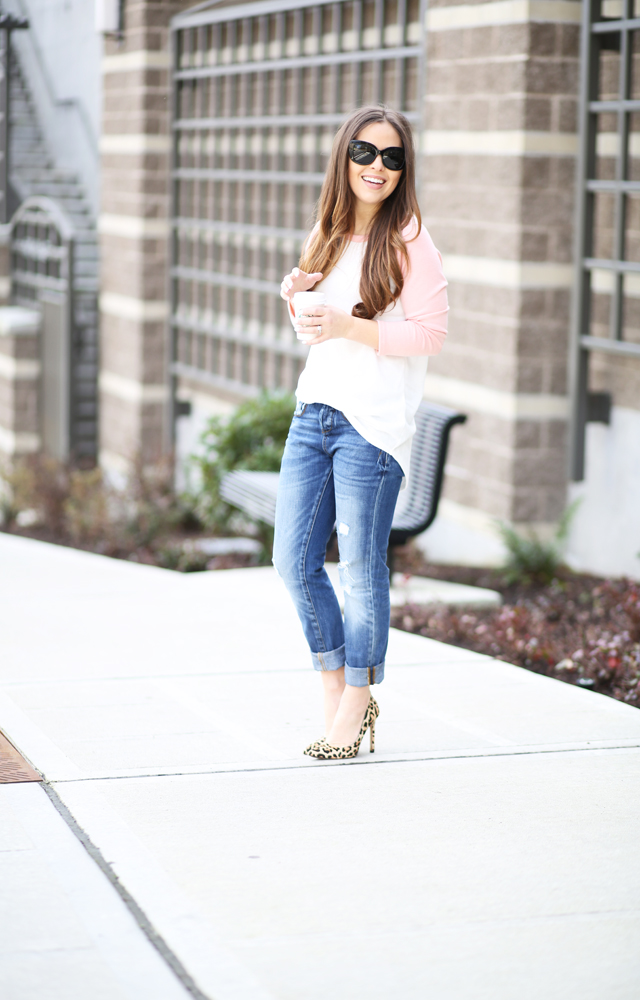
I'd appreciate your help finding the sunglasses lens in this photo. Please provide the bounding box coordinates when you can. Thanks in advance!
[349,141,376,165]
[349,140,405,170]
[382,148,405,170]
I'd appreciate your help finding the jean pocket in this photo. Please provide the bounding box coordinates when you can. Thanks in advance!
[294,400,307,417]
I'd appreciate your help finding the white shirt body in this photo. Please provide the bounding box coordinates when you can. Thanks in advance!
[295,233,445,485]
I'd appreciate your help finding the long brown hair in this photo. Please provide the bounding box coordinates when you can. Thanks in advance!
[298,106,421,320]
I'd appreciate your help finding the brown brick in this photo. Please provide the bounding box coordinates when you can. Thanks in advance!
[514,421,542,448]
[558,97,578,133]
[529,23,558,58]
[560,24,581,58]
[590,353,640,411]
[522,97,553,131]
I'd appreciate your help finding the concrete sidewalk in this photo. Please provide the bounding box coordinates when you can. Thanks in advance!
[1,532,639,1000]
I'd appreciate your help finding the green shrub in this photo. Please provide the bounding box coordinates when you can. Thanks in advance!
[496,500,580,585]
[192,391,295,534]
[154,541,211,573]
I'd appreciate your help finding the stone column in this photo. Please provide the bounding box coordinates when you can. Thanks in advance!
[0,306,41,464]
[98,0,191,476]
[420,0,580,562]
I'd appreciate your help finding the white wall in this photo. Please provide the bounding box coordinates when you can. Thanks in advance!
[415,498,507,567]
[174,390,239,493]
[416,406,640,581]
[5,0,102,212]
[566,406,640,580]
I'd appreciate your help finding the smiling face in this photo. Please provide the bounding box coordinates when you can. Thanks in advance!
[347,120,404,212]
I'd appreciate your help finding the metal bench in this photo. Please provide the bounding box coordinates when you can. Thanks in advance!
[220,401,467,570]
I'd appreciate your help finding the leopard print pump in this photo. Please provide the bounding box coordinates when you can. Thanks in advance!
[304,696,379,759]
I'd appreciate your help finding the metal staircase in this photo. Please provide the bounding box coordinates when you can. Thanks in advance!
[8,52,99,460]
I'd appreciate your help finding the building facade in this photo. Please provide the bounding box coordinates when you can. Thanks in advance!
[2,0,639,577]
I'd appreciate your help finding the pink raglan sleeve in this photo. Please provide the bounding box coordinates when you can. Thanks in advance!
[376,224,448,357]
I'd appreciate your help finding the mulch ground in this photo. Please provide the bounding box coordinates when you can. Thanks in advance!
[390,546,640,710]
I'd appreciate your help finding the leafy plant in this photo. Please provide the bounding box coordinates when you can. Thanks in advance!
[124,457,189,548]
[192,391,295,532]
[154,541,211,573]
[0,459,37,526]
[0,453,203,561]
[64,467,117,546]
[1,455,78,535]
[496,500,581,585]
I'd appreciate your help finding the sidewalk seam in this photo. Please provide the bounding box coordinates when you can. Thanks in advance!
[46,740,640,784]
[41,782,213,1000]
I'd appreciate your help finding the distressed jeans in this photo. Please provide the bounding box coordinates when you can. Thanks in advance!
[272,402,404,686]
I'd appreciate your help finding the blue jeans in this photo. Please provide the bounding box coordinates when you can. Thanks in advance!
[273,402,404,686]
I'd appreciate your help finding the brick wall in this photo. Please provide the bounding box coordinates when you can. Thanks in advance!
[99,0,584,515]
[421,0,581,536]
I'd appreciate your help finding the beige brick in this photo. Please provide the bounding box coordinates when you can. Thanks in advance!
[591,354,640,412]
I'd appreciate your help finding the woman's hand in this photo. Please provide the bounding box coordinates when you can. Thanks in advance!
[294,304,354,344]
[280,267,324,302]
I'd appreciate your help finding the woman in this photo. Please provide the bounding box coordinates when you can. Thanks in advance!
[273,105,448,760]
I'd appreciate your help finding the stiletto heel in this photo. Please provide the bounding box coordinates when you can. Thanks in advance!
[304,695,380,759]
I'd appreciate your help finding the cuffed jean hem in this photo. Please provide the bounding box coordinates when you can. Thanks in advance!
[311,644,346,672]
[345,662,385,687]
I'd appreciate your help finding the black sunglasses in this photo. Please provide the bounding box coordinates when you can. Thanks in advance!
[348,139,405,172]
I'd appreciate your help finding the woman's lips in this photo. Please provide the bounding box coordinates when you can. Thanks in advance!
[361,175,385,190]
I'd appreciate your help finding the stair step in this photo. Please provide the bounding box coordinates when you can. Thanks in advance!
[10,111,37,125]
[11,145,51,160]
[74,264,99,279]
[69,218,96,231]
[74,244,99,258]
[75,278,99,292]
[56,200,90,214]
[11,125,42,138]
[20,169,79,184]
[27,183,88,199]
[11,138,48,150]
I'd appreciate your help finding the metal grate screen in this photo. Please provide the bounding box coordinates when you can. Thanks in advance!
[10,196,97,461]
[571,0,640,477]
[170,0,425,398]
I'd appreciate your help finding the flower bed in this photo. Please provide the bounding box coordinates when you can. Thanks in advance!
[391,551,640,709]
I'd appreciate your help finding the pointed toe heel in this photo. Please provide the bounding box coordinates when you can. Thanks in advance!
[303,695,379,760]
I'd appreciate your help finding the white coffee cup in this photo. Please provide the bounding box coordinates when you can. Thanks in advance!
[293,291,326,343]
